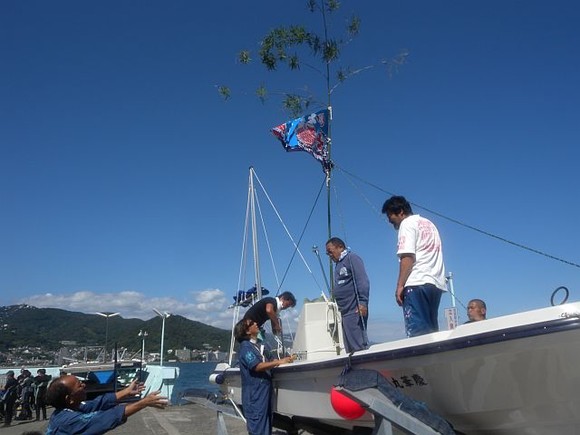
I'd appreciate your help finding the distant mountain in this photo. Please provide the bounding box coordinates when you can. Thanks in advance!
[0,304,230,353]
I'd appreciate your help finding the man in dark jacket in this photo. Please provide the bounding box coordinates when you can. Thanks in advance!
[33,368,52,420]
[243,291,296,336]
[1,370,18,427]
[17,369,34,420]
[326,237,370,353]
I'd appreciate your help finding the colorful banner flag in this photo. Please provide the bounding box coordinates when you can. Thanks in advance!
[271,109,331,169]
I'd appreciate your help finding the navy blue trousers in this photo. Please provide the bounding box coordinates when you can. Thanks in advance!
[403,284,443,337]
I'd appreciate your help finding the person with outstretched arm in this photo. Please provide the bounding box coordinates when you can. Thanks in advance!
[46,376,167,435]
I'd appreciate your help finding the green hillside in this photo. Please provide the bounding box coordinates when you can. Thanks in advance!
[0,304,230,353]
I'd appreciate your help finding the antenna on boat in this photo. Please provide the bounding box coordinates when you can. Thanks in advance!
[447,272,457,309]
[326,106,334,298]
[312,245,331,293]
[444,272,459,329]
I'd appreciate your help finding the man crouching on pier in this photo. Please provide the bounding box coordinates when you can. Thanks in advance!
[46,376,167,434]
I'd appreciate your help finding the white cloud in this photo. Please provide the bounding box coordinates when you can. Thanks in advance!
[20,290,407,342]
[193,289,225,304]
[21,288,236,330]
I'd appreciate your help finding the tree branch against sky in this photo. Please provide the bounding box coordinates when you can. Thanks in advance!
[218,0,408,117]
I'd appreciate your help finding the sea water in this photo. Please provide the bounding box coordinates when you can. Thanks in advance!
[168,361,220,403]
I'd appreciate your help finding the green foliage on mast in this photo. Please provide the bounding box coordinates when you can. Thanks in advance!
[218,0,407,117]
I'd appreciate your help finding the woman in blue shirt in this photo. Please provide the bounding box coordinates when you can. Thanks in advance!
[234,318,295,435]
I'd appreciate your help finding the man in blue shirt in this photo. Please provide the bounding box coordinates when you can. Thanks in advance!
[326,237,370,353]
[46,375,167,434]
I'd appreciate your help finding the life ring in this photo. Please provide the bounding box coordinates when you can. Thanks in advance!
[550,286,569,306]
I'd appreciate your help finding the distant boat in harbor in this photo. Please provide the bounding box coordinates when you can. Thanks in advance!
[1,360,180,404]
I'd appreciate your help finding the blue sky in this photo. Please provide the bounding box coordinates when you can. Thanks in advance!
[2,1,579,342]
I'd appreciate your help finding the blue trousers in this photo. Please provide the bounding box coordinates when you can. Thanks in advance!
[403,284,443,337]
[243,378,272,435]
[342,312,368,353]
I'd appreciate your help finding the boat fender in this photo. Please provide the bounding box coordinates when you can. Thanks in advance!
[209,373,225,385]
[330,386,365,420]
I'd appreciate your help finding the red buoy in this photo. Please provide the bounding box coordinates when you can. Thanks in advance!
[330,386,365,420]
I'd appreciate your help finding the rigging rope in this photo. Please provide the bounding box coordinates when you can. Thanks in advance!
[336,165,580,270]
[445,275,468,311]
[332,182,349,243]
[252,170,328,297]
[255,192,282,290]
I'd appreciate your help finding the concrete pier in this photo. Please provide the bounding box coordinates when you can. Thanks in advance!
[0,404,257,435]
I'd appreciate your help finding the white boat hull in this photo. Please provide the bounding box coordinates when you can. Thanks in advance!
[213,301,580,434]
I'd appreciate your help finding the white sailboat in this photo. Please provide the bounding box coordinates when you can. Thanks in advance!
[210,166,580,434]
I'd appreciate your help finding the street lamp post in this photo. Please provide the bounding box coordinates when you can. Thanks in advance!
[152,309,171,367]
[138,330,148,364]
[96,312,120,362]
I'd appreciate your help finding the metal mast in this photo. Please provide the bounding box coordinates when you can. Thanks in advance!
[249,167,262,300]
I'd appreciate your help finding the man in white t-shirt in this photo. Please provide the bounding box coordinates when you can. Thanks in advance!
[382,195,447,337]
